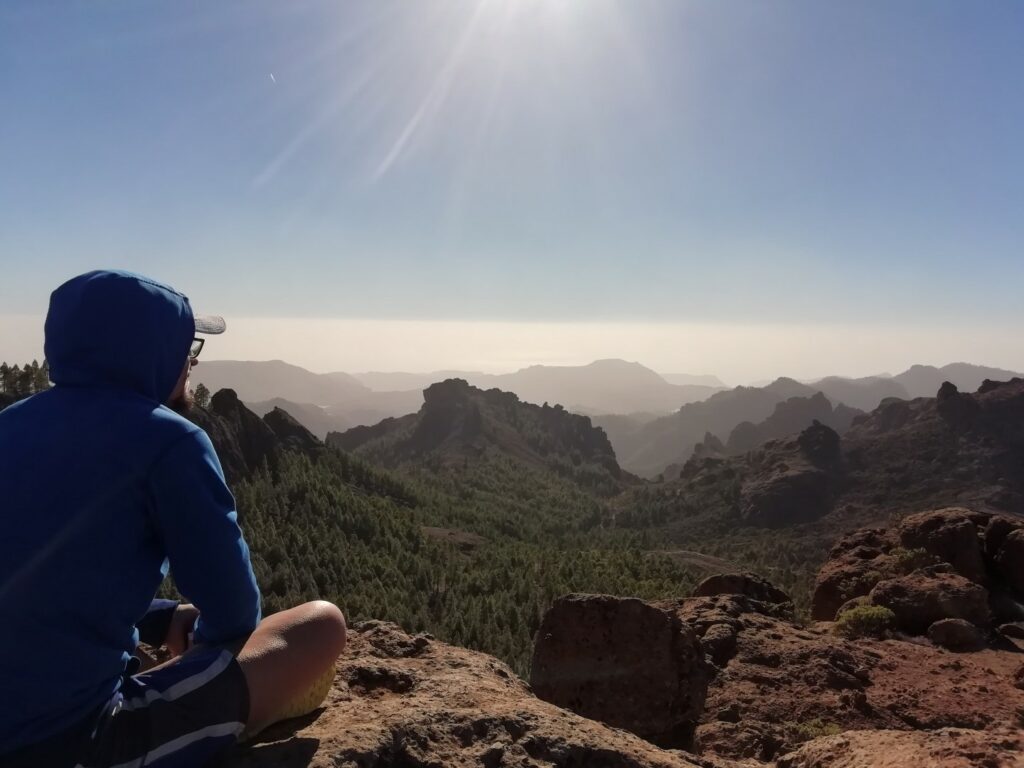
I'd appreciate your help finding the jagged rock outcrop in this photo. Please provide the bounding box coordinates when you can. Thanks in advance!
[725,393,861,456]
[738,423,842,528]
[263,406,323,455]
[692,573,791,608]
[189,389,282,483]
[868,567,990,634]
[226,620,708,768]
[812,507,1024,635]
[531,579,1024,764]
[529,594,710,748]
[188,389,321,483]
[328,378,629,495]
[896,508,987,583]
[633,379,1024,549]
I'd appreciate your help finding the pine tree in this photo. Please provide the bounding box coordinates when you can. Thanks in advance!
[193,382,211,408]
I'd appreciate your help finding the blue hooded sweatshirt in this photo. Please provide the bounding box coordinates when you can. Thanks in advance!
[0,270,261,753]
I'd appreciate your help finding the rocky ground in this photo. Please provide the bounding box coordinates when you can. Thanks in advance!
[221,508,1024,768]
[222,620,710,768]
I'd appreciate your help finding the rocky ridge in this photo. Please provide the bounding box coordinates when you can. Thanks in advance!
[326,378,629,495]
[632,379,1024,542]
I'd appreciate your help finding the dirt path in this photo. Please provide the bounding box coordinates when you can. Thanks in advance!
[652,550,743,573]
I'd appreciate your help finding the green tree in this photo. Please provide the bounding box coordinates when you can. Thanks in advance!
[193,382,211,408]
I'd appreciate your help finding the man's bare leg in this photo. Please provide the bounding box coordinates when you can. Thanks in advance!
[235,600,347,734]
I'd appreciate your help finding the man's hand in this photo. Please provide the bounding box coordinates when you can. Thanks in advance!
[166,603,200,657]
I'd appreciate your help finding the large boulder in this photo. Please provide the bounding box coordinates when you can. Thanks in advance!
[692,572,791,606]
[810,529,899,621]
[227,621,707,768]
[926,618,985,652]
[896,508,987,584]
[995,528,1024,595]
[530,594,710,748]
[868,568,990,635]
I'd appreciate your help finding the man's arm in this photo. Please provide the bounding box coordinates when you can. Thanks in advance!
[149,428,262,646]
[136,598,180,647]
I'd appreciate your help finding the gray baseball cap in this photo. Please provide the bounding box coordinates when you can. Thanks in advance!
[194,314,227,334]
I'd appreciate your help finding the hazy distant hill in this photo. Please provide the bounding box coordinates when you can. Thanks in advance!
[192,360,369,405]
[192,361,424,434]
[723,392,862,455]
[352,359,722,415]
[348,370,482,392]
[808,375,909,411]
[893,363,1022,398]
[246,398,355,439]
[595,377,819,478]
[659,372,726,387]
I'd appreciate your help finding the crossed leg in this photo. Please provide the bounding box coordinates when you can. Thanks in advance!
[235,600,347,734]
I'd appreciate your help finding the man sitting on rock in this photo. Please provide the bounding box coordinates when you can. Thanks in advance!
[0,270,347,768]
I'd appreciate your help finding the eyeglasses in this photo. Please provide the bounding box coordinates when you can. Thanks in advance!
[189,337,205,359]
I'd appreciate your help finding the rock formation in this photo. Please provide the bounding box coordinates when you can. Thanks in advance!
[531,579,1024,764]
[327,378,629,495]
[776,727,1024,768]
[724,393,861,456]
[529,594,710,748]
[187,388,322,483]
[225,620,708,768]
[812,507,1024,637]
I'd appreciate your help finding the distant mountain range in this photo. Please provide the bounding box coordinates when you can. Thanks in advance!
[191,359,726,435]
[596,363,1022,477]
[190,359,1021,474]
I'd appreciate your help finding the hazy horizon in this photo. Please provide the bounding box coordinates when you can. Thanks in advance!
[3,312,1021,387]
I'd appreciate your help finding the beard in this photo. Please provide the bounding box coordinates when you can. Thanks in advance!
[168,387,195,415]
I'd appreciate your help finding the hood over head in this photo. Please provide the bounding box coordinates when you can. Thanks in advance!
[44,270,196,403]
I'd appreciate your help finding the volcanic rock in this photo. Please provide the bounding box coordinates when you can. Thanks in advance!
[226,620,708,768]
[810,528,899,621]
[925,618,985,652]
[775,727,1024,768]
[868,568,990,635]
[188,388,282,483]
[996,528,1024,595]
[692,573,791,606]
[263,406,323,455]
[999,622,1024,640]
[896,508,987,583]
[529,594,710,748]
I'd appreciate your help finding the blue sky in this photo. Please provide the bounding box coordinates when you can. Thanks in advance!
[1,1,1022,377]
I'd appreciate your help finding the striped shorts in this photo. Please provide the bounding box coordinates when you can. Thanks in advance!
[2,647,249,768]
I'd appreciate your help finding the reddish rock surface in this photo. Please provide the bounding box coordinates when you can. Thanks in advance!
[926,618,985,651]
[526,585,1024,763]
[225,621,711,768]
[668,594,1024,761]
[693,573,792,606]
[812,507,1024,632]
[530,594,710,748]
[896,508,988,583]
[775,727,1024,768]
[869,568,990,634]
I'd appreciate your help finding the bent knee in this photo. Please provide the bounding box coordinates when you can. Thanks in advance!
[304,600,347,656]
